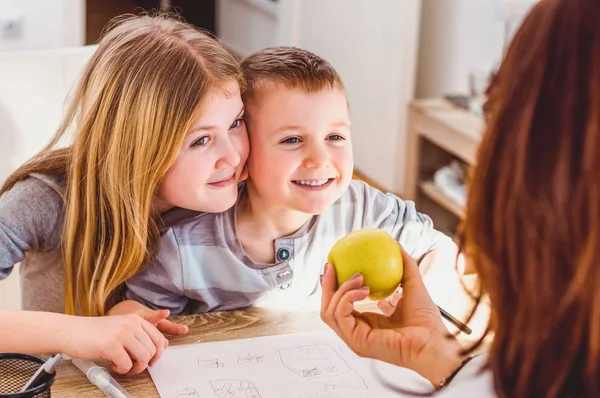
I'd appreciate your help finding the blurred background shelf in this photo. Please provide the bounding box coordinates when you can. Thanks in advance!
[405,99,482,238]
[419,180,465,219]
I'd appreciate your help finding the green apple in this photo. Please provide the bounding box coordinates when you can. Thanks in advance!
[327,228,404,300]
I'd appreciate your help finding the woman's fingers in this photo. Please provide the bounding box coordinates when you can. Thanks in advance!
[321,264,368,345]
[323,269,365,323]
[377,298,395,315]
[320,264,345,336]
[400,247,425,288]
[377,290,402,315]
[320,264,337,315]
[333,287,371,340]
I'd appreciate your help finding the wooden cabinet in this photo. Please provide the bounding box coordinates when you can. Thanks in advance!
[404,99,483,237]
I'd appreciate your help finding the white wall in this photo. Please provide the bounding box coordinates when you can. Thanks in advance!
[416,0,504,98]
[0,1,86,310]
[416,0,538,98]
[217,0,422,193]
[297,1,421,193]
[0,0,85,52]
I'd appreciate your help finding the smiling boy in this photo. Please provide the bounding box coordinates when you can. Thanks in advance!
[123,47,463,317]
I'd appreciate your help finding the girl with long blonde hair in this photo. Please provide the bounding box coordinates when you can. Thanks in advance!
[0,14,249,374]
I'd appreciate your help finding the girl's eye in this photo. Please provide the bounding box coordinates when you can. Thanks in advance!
[192,136,210,148]
[281,137,301,144]
[328,134,345,141]
[230,118,244,129]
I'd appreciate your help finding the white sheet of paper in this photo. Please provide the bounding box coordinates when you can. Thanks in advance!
[148,330,433,398]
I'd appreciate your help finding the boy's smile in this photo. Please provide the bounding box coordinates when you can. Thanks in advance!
[291,178,335,190]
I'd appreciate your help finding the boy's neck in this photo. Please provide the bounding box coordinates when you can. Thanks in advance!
[237,185,313,241]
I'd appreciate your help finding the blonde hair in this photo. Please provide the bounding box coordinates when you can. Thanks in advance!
[240,46,344,104]
[1,14,244,315]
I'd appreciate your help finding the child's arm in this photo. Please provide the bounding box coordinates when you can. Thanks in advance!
[0,310,168,375]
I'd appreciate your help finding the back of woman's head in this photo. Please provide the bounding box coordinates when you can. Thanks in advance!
[463,0,600,396]
[3,14,243,316]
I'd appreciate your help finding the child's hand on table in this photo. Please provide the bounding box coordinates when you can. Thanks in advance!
[108,300,189,335]
[62,313,169,375]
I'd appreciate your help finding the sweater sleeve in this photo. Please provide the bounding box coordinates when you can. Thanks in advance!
[0,178,63,279]
[347,180,453,261]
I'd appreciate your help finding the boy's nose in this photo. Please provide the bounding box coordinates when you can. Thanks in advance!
[303,146,330,169]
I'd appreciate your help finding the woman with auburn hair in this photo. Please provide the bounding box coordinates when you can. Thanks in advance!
[0,14,249,374]
[321,0,600,396]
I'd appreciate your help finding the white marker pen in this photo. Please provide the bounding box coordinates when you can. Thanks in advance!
[71,358,132,398]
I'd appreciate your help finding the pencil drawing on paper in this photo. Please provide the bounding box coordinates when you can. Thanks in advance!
[282,384,338,398]
[198,358,226,368]
[336,345,360,360]
[237,350,265,366]
[277,345,367,389]
[148,331,416,398]
[209,379,263,398]
[176,387,200,396]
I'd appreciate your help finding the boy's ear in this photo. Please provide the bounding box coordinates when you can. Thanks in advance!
[240,164,249,182]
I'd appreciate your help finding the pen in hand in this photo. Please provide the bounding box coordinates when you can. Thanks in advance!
[388,285,472,335]
[437,305,472,335]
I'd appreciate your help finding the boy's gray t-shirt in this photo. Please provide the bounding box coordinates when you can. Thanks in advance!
[126,180,452,315]
[0,174,65,312]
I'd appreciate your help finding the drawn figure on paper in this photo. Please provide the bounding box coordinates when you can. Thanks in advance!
[237,350,265,366]
[177,387,200,396]
[209,379,262,398]
[283,384,337,398]
[336,345,360,360]
[278,345,367,389]
[198,358,225,368]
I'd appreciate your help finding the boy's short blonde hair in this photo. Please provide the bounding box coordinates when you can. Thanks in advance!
[240,46,344,103]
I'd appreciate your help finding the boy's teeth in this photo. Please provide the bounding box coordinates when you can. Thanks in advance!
[295,179,329,186]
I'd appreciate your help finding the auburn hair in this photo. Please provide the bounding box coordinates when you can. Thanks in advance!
[460,0,600,396]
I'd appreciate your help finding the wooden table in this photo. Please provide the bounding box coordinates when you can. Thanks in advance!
[51,300,488,396]
[52,305,372,397]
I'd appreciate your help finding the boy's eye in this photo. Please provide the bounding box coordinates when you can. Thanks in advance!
[192,136,210,147]
[281,137,301,144]
[328,134,345,141]
[230,118,244,129]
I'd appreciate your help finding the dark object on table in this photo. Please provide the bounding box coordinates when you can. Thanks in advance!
[0,353,56,398]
